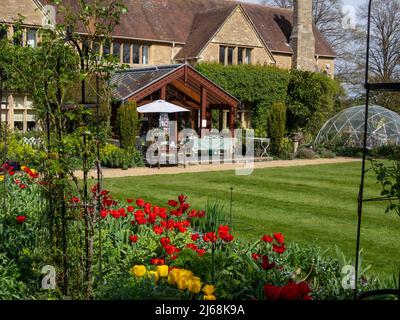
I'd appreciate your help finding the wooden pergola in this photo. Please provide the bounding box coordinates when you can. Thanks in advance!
[111,64,240,137]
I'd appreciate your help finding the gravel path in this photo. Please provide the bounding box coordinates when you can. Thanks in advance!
[75,157,360,179]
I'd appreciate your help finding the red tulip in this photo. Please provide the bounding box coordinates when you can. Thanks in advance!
[16,216,26,224]
[153,225,164,235]
[273,244,286,254]
[160,237,170,248]
[191,233,199,241]
[129,235,138,243]
[261,235,274,243]
[168,200,178,207]
[273,232,285,244]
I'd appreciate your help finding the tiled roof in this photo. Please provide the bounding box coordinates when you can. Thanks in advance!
[39,0,335,57]
[174,4,237,59]
[110,64,181,101]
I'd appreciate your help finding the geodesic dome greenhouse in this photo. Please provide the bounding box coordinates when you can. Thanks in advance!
[314,105,400,148]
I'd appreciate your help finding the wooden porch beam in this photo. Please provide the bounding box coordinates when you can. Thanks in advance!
[160,85,167,100]
[201,86,207,130]
[171,80,200,104]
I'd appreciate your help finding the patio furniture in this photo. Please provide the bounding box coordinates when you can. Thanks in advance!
[248,137,272,159]
[177,135,236,167]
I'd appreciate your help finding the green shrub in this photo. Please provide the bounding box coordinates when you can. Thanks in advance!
[100,143,143,169]
[286,70,344,135]
[0,253,32,299]
[278,137,294,160]
[117,101,141,149]
[1,134,46,168]
[317,148,336,158]
[267,102,286,155]
[295,146,317,159]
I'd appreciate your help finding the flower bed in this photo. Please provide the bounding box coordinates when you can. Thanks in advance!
[0,165,391,300]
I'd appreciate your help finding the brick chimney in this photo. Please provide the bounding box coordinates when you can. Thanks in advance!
[290,0,316,71]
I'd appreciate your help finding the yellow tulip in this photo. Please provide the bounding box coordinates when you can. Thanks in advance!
[167,268,180,285]
[202,284,215,296]
[177,277,191,290]
[188,277,202,294]
[0,175,4,182]
[178,269,193,280]
[156,265,169,278]
[21,166,27,171]
[175,269,191,290]
[203,294,217,300]
[131,265,147,277]
[30,168,37,174]
[148,271,159,283]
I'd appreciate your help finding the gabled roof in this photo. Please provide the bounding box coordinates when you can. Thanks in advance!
[110,64,240,106]
[174,4,237,60]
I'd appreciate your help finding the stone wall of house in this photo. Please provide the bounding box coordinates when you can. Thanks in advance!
[317,57,335,78]
[272,53,293,70]
[201,6,273,66]
[198,43,220,63]
[149,43,174,65]
[213,7,262,47]
[1,0,45,26]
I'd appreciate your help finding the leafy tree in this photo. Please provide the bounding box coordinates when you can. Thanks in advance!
[117,101,140,149]
[286,70,343,135]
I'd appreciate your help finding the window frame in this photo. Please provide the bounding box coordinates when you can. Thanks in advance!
[245,48,252,64]
[26,28,37,48]
[227,47,234,65]
[142,45,149,65]
[132,44,140,64]
[122,43,131,64]
[219,45,227,65]
[112,42,121,60]
[237,47,244,65]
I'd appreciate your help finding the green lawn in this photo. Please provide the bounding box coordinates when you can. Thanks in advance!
[102,162,400,276]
